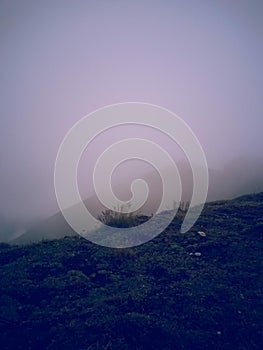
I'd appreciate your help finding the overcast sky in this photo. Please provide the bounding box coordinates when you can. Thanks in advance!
[1,0,263,221]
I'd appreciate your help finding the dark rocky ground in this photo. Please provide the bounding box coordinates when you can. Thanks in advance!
[0,193,262,349]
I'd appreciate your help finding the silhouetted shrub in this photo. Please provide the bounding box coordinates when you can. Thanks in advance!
[98,205,144,228]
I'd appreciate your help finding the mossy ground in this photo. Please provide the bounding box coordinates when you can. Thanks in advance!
[0,193,262,349]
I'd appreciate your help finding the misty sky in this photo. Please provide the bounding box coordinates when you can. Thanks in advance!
[1,0,263,221]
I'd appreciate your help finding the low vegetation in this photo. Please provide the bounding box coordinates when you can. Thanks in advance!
[97,205,144,228]
[0,193,262,349]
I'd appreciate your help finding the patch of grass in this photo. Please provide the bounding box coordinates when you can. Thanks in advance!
[97,204,144,228]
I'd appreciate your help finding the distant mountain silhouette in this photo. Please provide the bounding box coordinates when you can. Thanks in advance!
[10,157,263,245]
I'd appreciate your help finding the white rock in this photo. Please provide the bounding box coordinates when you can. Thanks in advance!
[194,252,202,256]
[198,231,206,237]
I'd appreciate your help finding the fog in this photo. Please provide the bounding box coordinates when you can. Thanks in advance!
[0,1,263,239]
